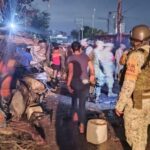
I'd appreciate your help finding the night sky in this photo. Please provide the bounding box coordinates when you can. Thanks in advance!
[33,0,150,34]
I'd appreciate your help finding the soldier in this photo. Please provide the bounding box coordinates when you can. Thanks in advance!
[115,43,126,80]
[93,40,105,102]
[102,42,117,97]
[80,38,94,60]
[115,24,150,150]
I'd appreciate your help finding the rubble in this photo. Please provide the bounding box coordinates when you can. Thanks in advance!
[0,88,149,150]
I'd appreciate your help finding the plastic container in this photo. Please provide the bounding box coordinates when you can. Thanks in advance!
[86,119,107,144]
[26,104,43,120]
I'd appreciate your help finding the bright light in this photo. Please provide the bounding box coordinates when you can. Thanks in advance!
[9,23,16,29]
[6,22,17,32]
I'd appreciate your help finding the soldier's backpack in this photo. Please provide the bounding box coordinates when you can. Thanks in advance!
[132,48,150,109]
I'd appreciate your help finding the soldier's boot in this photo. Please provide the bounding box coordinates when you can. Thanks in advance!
[95,96,100,103]
[95,85,102,103]
[108,89,117,97]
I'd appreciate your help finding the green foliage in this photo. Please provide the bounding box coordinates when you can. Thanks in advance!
[30,11,50,31]
[18,0,50,4]
[71,29,79,40]
[71,26,106,40]
[17,1,50,32]
[1,0,50,33]
[83,26,106,38]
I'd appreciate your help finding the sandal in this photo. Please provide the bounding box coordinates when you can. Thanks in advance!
[79,123,85,134]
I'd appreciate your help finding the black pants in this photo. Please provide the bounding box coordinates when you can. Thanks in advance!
[71,83,89,125]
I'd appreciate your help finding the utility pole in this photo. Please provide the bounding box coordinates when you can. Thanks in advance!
[97,17,109,33]
[117,0,122,43]
[92,8,96,36]
[107,12,111,33]
[81,17,84,39]
[75,17,84,40]
[97,11,117,34]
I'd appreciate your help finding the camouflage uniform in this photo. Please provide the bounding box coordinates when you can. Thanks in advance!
[93,41,105,100]
[115,44,150,150]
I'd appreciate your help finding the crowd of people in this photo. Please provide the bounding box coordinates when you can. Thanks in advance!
[0,32,126,130]
[0,24,150,150]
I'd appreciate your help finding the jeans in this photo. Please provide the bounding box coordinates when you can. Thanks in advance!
[71,84,89,125]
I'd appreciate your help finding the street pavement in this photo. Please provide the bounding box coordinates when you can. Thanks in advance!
[44,79,150,150]
[44,90,127,150]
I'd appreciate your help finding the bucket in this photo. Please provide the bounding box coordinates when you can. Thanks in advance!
[26,104,43,120]
[86,119,107,144]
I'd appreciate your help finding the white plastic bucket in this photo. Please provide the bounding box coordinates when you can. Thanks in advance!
[26,104,43,120]
[86,119,107,144]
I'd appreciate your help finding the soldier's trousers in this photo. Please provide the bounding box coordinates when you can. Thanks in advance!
[103,63,115,92]
[94,64,105,97]
[124,99,150,150]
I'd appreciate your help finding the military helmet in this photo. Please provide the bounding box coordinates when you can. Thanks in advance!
[130,24,150,42]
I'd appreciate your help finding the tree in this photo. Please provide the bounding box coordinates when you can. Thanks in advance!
[71,29,79,40]
[30,11,50,32]
[0,0,4,9]
[0,0,50,33]
[71,26,106,40]
[83,26,106,38]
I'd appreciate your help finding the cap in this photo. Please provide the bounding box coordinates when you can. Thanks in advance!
[80,38,88,47]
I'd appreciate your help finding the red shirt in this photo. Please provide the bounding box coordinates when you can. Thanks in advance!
[52,51,61,65]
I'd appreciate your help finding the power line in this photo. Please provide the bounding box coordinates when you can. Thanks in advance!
[122,0,144,14]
